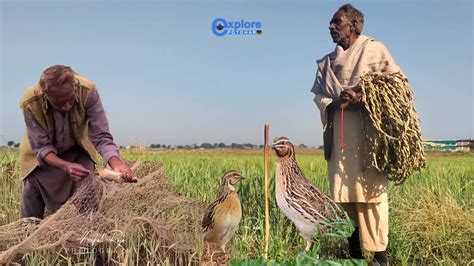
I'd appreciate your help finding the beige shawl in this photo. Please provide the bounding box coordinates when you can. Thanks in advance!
[311,35,404,128]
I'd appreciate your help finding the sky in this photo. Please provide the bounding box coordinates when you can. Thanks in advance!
[1,0,473,147]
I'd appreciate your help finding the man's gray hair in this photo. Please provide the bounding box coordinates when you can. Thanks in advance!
[338,4,364,35]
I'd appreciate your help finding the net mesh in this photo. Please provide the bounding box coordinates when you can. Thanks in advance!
[0,161,206,264]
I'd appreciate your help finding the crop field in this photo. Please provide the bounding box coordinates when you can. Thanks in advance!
[0,148,473,264]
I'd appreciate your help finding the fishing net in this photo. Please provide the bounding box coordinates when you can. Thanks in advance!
[359,72,426,185]
[0,161,206,264]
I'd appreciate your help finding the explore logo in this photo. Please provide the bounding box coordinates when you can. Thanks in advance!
[212,18,263,37]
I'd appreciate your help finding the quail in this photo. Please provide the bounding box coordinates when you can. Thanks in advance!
[272,136,350,252]
[202,170,245,251]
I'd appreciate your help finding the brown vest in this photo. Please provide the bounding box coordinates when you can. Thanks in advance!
[18,75,99,179]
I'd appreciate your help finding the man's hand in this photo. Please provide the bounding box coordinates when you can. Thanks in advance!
[327,98,349,111]
[43,152,90,181]
[63,162,91,181]
[108,157,138,183]
[339,88,363,109]
[340,88,362,102]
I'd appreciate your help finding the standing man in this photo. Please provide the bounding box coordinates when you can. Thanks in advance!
[19,65,137,219]
[311,4,405,265]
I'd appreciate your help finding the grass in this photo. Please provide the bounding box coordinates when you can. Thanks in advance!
[1,147,473,264]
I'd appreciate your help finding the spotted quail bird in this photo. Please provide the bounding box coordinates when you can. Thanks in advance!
[202,170,245,251]
[272,136,352,252]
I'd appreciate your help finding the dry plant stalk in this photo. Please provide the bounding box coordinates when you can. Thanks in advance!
[201,241,230,265]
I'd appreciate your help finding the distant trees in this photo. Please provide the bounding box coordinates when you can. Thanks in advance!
[1,139,313,150]
[146,142,312,150]
[1,141,313,150]
[200,143,213,149]
[6,140,20,148]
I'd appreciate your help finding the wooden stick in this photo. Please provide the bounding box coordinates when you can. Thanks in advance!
[264,123,270,259]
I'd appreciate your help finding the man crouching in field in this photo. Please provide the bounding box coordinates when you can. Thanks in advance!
[18,65,137,219]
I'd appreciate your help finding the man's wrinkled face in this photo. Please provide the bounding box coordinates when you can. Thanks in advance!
[45,83,76,113]
[329,10,352,45]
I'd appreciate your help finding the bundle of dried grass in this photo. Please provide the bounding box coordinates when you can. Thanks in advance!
[359,72,426,184]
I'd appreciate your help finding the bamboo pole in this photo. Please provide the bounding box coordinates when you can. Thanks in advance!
[264,123,270,259]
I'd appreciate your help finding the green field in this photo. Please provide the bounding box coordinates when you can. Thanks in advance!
[1,148,473,264]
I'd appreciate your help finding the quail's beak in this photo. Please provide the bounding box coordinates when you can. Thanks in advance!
[240,175,246,180]
[270,144,276,149]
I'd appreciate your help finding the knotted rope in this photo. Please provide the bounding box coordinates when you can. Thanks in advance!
[359,72,426,184]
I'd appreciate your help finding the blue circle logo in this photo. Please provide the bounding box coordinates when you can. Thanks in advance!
[212,18,227,37]
[212,18,263,37]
